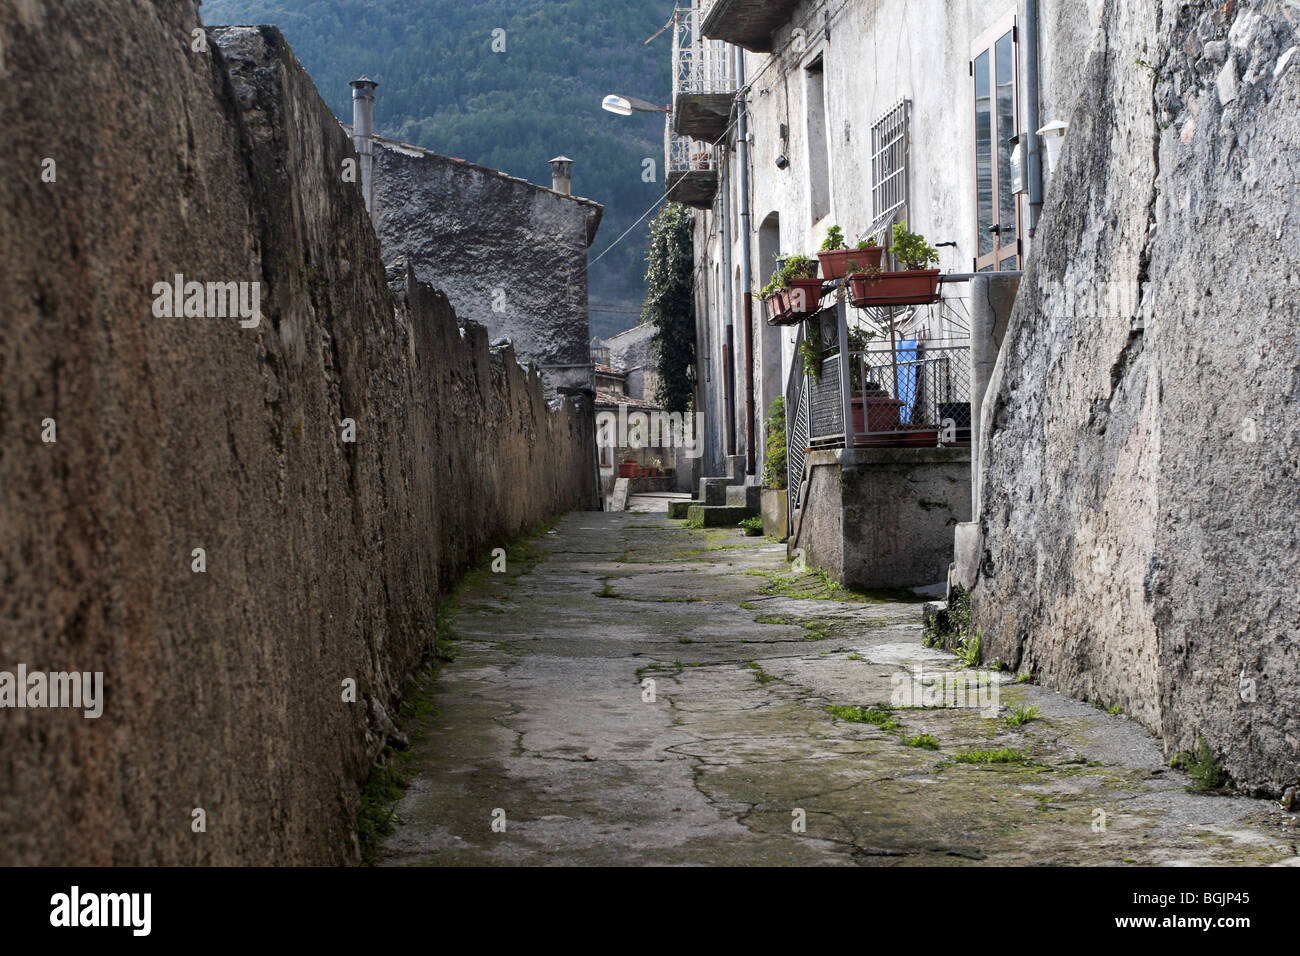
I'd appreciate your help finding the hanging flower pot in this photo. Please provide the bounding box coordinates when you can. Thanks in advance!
[818,245,884,281]
[782,277,826,318]
[849,269,942,307]
[763,291,797,326]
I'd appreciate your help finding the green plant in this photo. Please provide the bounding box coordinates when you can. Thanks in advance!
[856,234,881,249]
[762,397,787,490]
[1171,736,1229,793]
[1004,704,1041,727]
[739,515,764,536]
[1014,672,1033,685]
[903,734,940,750]
[820,226,847,251]
[826,704,900,731]
[800,329,825,381]
[890,221,940,271]
[759,253,820,298]
[643,203,697,413]
[952,748,1033,765]
[956,627,982,668]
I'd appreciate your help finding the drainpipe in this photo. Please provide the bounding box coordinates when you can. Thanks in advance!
[350,76,378,225]
[1024,0,1044,237]
[735,46,756,477]
[722,157,736,459]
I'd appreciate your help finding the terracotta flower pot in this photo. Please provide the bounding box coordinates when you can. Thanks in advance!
[852,397,906,445]
[783,277,826,317]
[764,292,796,326]
[849,269,942,308]
[818,247,883,281]
[619,462,637,478]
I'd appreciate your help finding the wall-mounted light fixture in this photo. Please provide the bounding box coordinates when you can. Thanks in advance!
[1037,121,1070,180]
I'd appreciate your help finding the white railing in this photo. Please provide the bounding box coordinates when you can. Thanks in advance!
[673,6,735,97]
[665,115,715,174]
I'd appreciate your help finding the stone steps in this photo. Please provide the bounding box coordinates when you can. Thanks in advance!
[685,504,759,528]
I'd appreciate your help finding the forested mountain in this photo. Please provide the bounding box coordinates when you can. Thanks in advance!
[203,0,674,337]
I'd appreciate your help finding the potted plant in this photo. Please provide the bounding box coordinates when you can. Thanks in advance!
[849,221,942,308]
[779,255,824,318]
[619,454,638,479]
[818,228,885,281]
[760,255,824,324]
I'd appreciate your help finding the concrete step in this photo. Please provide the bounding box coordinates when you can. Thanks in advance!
[698,477,731,506]
[686,504,759,528]
[667,499,698,520]
[726,484,763,510]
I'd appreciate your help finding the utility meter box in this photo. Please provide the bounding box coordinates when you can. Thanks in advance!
[1009,134,1026,196]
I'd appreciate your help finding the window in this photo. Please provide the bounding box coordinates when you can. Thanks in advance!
[871,100,910,235]
[972,14,1021,272]
[805,57,831,223]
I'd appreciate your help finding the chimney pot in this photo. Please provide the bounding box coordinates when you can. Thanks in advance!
[549,155,574,196]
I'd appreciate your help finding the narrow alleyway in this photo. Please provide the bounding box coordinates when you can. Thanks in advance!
[381,513,1298,866]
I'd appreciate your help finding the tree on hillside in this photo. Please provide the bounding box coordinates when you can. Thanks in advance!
[641,203,696,414]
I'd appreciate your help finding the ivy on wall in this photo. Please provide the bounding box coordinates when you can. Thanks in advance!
[641,203,697,414]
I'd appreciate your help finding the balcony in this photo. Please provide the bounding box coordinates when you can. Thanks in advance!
[698,0,802,53]
[665,117,718,209]
[672,6,735,143]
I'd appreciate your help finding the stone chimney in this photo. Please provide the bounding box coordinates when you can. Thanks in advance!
[350,76,379,222]
[549,156,574,196]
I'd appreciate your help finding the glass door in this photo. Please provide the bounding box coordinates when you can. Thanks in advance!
[973,14,1021,273]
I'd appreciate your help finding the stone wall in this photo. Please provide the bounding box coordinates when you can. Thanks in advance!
[372,140,603,393]
[973,0,1299,795]
[0,2,595,865]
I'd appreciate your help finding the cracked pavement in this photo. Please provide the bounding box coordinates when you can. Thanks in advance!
[380,512,1300,866]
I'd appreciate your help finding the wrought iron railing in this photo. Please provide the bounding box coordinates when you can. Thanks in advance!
[673,6,735,97]
[665,114,715,174]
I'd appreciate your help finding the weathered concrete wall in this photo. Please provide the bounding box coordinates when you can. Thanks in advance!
[974,0,1300,794]
[0,2,594,865]
[793,448,970,589]
[372,140,603,393]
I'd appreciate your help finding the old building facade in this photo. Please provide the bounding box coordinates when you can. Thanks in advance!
[673,0,1300,793]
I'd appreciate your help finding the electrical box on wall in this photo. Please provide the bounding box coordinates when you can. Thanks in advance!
[1009,134,1026,195]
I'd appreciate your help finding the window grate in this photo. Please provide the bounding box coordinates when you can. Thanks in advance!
[871,100,911,228]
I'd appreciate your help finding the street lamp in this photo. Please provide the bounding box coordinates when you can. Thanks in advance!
[602,94,670,116]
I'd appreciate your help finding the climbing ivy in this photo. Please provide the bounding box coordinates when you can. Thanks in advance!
[641,203,697,414]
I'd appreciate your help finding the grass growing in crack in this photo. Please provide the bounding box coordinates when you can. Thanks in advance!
[1004,704,1041,727]
[903,734,941,750]
[827,704,900,731]
[952,748,1034,766]
[1014,672,1033,684]
[1171,736,1230,793]
[753,614,833,642]
[745,661,777,685]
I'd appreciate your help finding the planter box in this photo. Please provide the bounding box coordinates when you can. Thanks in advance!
[783,278,826,318]
[818,247,883,281]
[764,292,797,326]
[851,396,906,439]
[618,462,637,478]
[849,269,942,308]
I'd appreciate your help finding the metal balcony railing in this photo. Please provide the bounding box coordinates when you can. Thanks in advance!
[673,5,735,98]
[665,115,715,174]
[846,342,972,445]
